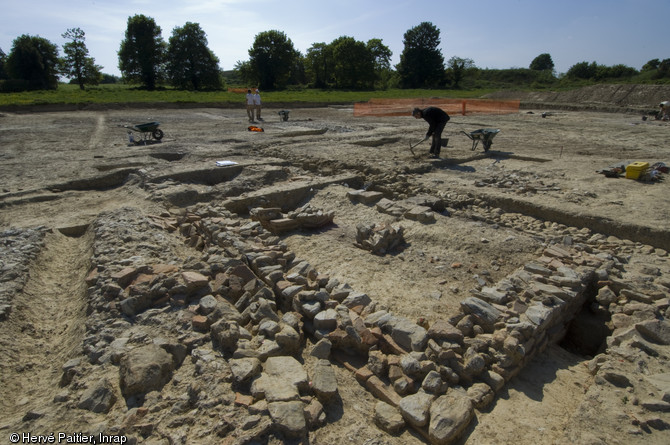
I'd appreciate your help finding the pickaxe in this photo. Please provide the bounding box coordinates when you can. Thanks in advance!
[409,137,428,158]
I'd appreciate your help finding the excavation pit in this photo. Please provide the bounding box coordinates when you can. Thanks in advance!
[0,97,669,444]
[57,223,90,238]
[559,296,612,358]
[150,151,186,162]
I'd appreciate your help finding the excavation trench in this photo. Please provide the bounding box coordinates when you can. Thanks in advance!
[0,228,93,425]
[250,158,670,251]
[479,194,670,251]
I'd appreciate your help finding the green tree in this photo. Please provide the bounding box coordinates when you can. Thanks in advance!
[566,61,638,81]
[166,22,222,90]
[118,14,166,89]
[396,22,446,88]
[529,53,554,72]
[366,38,392,88]
[61,28,102,90]
[234,60,255,85]
[305,42,334,88]
[248,30,298,90]
[657,59,670,79]
[100,73,121,84]
[642,59,660,72]
[287,51,307,85]
[566,61,597,80]
[643,58,670,79]
[330,36,375,89]
[5,34,60,90]
[604,64,637,79]
[0,48,7,80]
[446,56,475,88]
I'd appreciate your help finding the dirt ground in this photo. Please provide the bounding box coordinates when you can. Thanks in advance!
[1,85,669,444]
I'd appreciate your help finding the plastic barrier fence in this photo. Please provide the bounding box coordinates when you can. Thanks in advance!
[353,97,520,117]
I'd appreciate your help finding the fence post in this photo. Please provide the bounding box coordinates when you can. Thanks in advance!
[462,100,466,116]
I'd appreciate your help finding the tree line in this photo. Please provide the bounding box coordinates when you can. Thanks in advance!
[1,16,669,93]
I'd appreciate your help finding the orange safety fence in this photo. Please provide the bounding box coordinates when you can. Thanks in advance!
[353,97,520,117]
[228,88,251,93]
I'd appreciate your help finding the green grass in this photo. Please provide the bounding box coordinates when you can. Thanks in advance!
[0,83,497,107]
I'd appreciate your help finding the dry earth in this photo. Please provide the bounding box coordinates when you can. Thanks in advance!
[0,84,669,444]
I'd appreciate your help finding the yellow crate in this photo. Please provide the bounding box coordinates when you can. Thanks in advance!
[625,162,649,179]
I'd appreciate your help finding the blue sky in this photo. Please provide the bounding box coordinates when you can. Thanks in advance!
[1,0,667,77]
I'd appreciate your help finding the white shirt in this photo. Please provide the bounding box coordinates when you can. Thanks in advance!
[253,93,261,106]
[246,93,254,105]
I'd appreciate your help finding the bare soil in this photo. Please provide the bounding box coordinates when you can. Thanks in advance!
[1,85,669,444]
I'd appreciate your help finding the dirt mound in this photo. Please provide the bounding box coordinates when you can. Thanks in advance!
[485,84,670,112]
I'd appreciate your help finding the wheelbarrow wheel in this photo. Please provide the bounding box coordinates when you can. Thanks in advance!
[152,129,164,140]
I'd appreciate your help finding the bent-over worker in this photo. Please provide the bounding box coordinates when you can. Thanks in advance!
[412,107,450,158]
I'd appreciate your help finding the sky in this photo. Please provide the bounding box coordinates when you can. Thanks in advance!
[1,0,667,78]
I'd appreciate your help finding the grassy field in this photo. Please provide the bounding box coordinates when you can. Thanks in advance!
[0,83,497,107]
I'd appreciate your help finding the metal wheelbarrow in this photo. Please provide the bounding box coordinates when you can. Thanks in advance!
[123,121,164,144]
[461,128,500,152]
[277,110,290,121]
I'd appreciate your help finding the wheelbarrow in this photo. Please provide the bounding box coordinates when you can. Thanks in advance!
[277,110,290,121]
[461,128,500,152]
[123,122,164,144]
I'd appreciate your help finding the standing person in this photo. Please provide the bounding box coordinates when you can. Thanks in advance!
[253,89,263,121]
[412,107,450,158]
[659,101,670,121]
[246,89,255,122]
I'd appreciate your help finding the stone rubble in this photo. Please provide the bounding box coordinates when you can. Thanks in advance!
[2,192,669,444]
[474,169,562,196]
[0,226,48,319]
[250,204,335,234]
[354,222,406,255]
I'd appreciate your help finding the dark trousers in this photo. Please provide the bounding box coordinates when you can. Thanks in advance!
[430,121,447,156]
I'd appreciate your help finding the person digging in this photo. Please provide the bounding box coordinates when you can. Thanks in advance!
[412,106,450,158]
